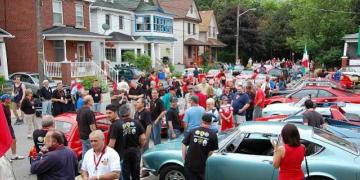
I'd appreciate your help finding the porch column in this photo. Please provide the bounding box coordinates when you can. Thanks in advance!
[0,43,9,80]
[63,39,68,62]
[209,47,212,64]
[343,42,348,57]
[171,43,175,65]
[157,43,161,63]
[151,43,155,67]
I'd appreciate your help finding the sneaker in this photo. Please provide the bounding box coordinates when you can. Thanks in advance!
[10,155,25,160]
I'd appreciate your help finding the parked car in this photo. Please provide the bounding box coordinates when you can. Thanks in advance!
[114,65,141,81]
[327,72,354,89]
[232,65,245,76]
[29,112,111,160]
[183,68,205,82]
[143,122,360,180]
[236,69,256,80]
[8,72,56,97]
[206,69,220,80]
[264,86,360,106]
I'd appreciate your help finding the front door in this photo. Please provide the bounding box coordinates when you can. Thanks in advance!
[77,43,85,62]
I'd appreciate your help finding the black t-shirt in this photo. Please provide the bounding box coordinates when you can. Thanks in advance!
[39,86,52,100]
[52,89,66,104]
[134,109,152,130]
[182,127,218,174]
[303,110,324,128]
[128,86,143,100]
[150,98,165,122]
[109,119,124,159]
[122,118,145,149]
[76,107,96,140]
[166,107,181,130]
[89,87,102,103]
[33,129,68,153]
[20,98,35,114]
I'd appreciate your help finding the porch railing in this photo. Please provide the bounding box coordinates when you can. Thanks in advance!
[103,61,119,84]
[44,61,62,78]
[71,62,107,83]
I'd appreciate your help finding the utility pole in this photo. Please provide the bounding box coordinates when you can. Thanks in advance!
[36,0,44,86]
[235,5,240,64]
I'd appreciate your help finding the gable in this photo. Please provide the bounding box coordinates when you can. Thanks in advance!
[185,1,200,20]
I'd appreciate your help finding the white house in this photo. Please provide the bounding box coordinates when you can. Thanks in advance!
[160,0,207,67]
[0,28,14,80]
[90,0,176,67]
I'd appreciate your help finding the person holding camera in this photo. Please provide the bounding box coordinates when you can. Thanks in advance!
[31,130,78,180]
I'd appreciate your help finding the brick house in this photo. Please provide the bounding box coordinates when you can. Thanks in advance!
[0,0,108,77]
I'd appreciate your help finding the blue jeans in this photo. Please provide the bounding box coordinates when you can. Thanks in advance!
[81,139,91,159]
[42,100,52,116]
[151,121,161,145]
[167,129,182,140]
[93,103,101,112]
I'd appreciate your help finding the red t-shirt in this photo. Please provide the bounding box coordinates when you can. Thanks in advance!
[279,144,305,180]
[254,88,265,108]
[195,92,207,109]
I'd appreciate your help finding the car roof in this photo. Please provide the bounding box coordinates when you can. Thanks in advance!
[239,121,313,138]
[54,112,107,123]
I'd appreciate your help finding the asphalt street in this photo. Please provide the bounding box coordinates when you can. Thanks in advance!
[5,93,160,180]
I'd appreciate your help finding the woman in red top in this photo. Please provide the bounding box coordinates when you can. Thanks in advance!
[272,123,305,180]
[219,96,233,131]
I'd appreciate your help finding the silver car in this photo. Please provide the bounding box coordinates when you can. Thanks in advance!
[8,72,56,96]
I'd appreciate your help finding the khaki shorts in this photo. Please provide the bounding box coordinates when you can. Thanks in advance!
[234,115,246,124]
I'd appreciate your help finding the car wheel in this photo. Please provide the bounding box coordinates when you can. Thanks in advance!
[306,176,333,180]
[159,164,186,180]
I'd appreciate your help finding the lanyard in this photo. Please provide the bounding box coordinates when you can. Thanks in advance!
[93,147,106,171]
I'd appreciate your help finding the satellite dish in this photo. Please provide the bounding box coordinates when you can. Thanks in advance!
[102,24,110,31]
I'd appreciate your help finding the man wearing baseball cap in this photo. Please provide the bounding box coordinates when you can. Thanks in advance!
[182,113,218,180]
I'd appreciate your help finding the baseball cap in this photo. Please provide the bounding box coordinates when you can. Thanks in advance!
[202,113,213,123]
[0,94,11,102]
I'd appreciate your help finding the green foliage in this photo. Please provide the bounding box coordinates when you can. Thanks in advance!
[201,50,210,67]
[82,76,108,93]
[169,65,175,73]
[133,54,152,71]
[123,51,136,63]
[172,71,183,79]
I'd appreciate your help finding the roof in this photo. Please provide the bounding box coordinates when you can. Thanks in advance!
[199,10,214,32]
[92,0,141,11]
[141,36,177,42]
[43,26,110,38]
[107,32,135,41]
[0,28,14,38]
[135,0,166,14]
[159,0,200,21]
[207,38,226,47]
[343,33,358,40]
[184,38,208,46]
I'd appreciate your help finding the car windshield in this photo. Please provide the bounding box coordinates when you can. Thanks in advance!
[55,120,72,134]
[313,128,358,155]
[218,128,238,142]
[131,69,141,76]
[293,96,310,107]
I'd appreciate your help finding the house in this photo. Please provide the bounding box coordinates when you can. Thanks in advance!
[0,0,109,84]
[342,33,360,67]
[160,0,207,67]
[90,0,176,67]
[0,28,14,80]
[198,10,226,63]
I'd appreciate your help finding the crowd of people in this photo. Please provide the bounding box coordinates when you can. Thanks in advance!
[2,60,330,180]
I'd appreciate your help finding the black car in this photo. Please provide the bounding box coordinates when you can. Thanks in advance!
[114,65,141,81]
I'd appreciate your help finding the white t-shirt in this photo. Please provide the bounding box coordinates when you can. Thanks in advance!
[81,146,120,177]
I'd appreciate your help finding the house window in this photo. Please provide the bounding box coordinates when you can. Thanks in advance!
[105,14,111,27]
[193,24,196,35]
[119,16,123,30]
[136,16,151,31]
[213,27,216,37]
[188,46,192,58]
[75,4,84,27]
[190,5,193,14]
[153,16,173,33]
[208,27,211,37]
[188,23,191,34]
[52,0,63,25]
[105,48,116,62]
[54,41,64,62]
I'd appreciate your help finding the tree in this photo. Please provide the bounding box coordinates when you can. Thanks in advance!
[134,55,152,71]
[218,6,265,64]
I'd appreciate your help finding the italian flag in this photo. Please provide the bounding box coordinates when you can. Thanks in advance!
[302,44,309,69]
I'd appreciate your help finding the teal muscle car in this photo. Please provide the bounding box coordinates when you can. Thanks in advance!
[143,122,360,180]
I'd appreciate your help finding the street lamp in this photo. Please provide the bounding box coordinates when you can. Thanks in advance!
[236,7,256,64]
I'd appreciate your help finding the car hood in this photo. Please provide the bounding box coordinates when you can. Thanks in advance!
[144,138,182,154]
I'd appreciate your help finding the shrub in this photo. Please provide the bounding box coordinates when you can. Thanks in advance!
[82,76,108,93]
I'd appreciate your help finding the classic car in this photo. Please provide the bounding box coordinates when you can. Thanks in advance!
[326,72,354,89]
[262,97,360,117]
[205,69,220,80]
[236,69,257,80]
[183,68,205,82]
[264,86,360,106]
[143,122,360,180]
[29,112,111,160]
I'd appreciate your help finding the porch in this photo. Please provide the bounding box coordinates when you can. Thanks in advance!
[0,28,14,80]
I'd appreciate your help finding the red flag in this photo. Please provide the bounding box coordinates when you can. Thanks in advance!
[0,105,13,157]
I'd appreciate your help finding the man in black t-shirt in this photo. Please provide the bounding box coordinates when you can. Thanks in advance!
[150,89,166,145]
[76,95,96,159]
[107,104,124,159]
[182,113,219,180]
[303,100,326,128]
[51,82,67,116]
[134,98,152,151]
[119,105,146,180]
[128,81,144,117]
[166,97,182,139]
[89,80,102,112]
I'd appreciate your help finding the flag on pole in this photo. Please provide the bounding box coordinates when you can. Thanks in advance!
[0,105,13,157]
[357,26,360,56]
[302,44,309,69]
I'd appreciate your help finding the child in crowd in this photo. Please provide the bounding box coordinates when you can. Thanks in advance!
[219,96,233,132]
[20,89,38,138]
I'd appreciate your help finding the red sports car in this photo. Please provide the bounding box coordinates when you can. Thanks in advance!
[29,112,111,160]
[265,86,360,106]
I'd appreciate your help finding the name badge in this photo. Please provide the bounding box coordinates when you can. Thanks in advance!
[95,94,99,97]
